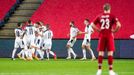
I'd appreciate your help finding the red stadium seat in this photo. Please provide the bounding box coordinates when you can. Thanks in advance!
[31,0,134,39]
[0,0,16,21]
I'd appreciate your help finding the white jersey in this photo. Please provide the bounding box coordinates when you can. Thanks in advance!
[70,27,79,39]
[82,25,93,46]
[84,25,93,40]
[14,28,23,40]
[14,28,24,48]
[23,25,36,48]
[42,30,53,50]
[25,25,36,37]
[42,30,53,42]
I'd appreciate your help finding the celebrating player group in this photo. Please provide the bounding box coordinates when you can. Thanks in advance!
[11,3,121,75]
[11,20,57,61]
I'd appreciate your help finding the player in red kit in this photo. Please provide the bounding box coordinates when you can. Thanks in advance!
[92,3,121,75]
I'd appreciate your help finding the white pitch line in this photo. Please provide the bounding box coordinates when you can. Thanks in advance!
[0,72,134,75]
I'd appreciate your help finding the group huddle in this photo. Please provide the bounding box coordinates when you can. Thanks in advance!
[11,19,96,61]
[11,20,56,60]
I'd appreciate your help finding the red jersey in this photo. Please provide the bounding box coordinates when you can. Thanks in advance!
[93,13,118,37]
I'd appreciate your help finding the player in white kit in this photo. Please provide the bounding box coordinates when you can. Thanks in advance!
[23,20,36,60]
[81,19,96,60]
[66,21,85,59]
[32,22,44,60]
[42,24,57,60]
[130,34,134,39]
[11,23,25,60]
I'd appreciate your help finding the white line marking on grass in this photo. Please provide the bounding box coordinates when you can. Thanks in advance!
[0,72,134,75]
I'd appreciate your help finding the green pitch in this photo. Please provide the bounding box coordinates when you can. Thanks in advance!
[0,58,134,75]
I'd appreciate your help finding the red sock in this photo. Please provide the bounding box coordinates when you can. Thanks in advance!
[108,56,113,70]
[98,56,103,69]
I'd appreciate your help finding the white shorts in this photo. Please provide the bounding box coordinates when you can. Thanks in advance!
[23,36,35,49]
[67,38,76,47]
[82,39,91,46]
[14,39,24,48]
[42,41,52,50]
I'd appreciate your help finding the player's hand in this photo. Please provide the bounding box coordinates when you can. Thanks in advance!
[85,32,88,34]
[111,29,116,33]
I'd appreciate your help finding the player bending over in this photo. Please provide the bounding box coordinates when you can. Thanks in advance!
[92,3,121,75]
[81,19,96,60]
[66,21,85,59]
[42,24,57,60]
[11,23,25,60]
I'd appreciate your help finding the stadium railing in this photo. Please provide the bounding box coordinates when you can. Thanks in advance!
[0,0,23,28]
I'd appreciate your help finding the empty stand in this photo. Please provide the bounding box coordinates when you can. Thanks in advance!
[31,0,134,39]
[0,0,43,38]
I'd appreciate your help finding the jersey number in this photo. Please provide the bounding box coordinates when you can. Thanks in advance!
[48,32,51,39]
[100,19,110,29]
[16,30,20,37]
[29,28,33,35]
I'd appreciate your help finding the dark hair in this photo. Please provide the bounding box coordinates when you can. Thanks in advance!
[28,20,32,24]
[70,21,75,24]
[85,18,89,22]
[35,22,41,25]
[17,22,22,27]
[103,3,111,11]
[46,24,50,29]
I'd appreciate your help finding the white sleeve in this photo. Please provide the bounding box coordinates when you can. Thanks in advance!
[51,31,53,37]
[90,26,94,32]
[76,28,79,33]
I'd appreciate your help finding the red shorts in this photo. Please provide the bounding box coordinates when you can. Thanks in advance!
[97,35,115,51]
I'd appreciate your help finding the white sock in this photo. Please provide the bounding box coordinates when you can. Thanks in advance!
[41,50,44,57]
[67,48,71,58]
[49,51,55,56]
[18,49,24,58]
[12,48,17,58]
[31,48,35,55]
[82,49,86,58]
[89,49,95,58]
[21,50,25,58]
[25,50,28,58]
[28,49,32,59]
[46,50,49,59]
[69,48,76,57]
[37,49,43,59]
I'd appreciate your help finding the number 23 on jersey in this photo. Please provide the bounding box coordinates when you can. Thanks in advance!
[100,18,110,29]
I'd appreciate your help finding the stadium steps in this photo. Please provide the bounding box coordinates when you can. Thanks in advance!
[0,0,43,38]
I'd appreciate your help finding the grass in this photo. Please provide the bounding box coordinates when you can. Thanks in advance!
[0,58,134,75]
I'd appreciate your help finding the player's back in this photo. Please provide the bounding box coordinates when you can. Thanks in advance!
[43,30,53,41]
[25,25,35,37]
[70,27,79,39]
[94,13,118,36]
[14,28,23,39]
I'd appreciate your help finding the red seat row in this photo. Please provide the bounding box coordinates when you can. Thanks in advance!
[31,0,134,39]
